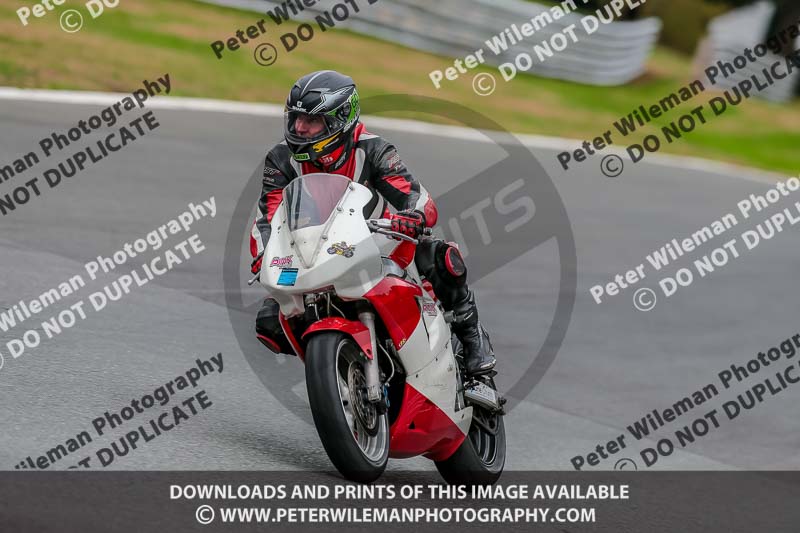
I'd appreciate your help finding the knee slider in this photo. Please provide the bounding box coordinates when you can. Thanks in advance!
[436,242,466,287]
[414,240,469,311]
[443,245,466,278]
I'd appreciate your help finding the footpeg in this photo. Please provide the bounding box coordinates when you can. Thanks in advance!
[464,380,502,412]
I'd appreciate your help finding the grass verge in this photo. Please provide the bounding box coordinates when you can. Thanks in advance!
[1,0,798,175]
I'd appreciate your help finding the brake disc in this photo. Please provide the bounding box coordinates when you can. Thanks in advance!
[347,361,379,437]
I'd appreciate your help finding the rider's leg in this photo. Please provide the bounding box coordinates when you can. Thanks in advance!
[255,298,293,354]
[415,240,496,375]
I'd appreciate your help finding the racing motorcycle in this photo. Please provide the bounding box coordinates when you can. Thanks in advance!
[252,173,506,484]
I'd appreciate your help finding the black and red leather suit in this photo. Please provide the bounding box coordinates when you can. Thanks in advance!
[250,123,494,375]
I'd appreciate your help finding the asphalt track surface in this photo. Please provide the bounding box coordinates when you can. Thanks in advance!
[1,96,799,473]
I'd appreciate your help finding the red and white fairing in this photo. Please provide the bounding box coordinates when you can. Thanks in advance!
[261,173,472,460]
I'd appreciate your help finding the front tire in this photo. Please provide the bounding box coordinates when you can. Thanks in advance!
[435,399,506,485]
[305,332,389,483]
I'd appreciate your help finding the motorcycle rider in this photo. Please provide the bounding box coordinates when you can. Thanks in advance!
[250,70,495,376]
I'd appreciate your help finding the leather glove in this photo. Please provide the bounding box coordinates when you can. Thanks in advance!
[391,210,426,238]
[251,252,264,275]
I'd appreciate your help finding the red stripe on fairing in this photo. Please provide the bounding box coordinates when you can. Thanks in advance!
[279,312,305,361]
[256,334,282,353]
[389,383,466,461]
[364,277,422,348]
[388,240,416,270]
[302,317,374,359]
[422,197,438,227]
[384,175,412,194]
[265,189,284,223]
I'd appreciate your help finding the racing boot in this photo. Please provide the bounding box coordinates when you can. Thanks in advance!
[451,289,496,376]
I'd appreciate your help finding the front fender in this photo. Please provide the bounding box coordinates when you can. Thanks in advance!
[302,317,374,360]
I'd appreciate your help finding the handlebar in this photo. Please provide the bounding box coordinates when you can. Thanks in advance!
[372,227,418,243]
[366,218,432,243]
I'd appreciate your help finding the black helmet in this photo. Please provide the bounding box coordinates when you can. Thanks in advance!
[284,70,360,163]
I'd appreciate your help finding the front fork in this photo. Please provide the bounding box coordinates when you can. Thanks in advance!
[358,310,382,402]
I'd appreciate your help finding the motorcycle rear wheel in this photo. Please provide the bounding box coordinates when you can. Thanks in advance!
[305,332,389,483]
[434,384,506,485]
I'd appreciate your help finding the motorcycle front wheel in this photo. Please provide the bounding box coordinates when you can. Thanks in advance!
[305,332,389,483]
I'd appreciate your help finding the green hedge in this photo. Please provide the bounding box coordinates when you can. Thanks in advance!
[640,0,730,55]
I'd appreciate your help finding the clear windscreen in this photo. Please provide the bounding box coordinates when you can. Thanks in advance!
[283,174,351,232]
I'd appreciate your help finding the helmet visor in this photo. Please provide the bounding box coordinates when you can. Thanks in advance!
[284,109,347,146]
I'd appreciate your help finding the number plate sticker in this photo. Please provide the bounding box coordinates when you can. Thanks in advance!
[277,268,299,286]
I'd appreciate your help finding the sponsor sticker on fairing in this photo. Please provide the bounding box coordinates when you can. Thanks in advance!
[270,255,293,268]
[277,268,299,286]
